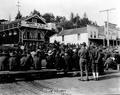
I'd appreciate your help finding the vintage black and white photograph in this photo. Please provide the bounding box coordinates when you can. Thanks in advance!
[0,0,120,95]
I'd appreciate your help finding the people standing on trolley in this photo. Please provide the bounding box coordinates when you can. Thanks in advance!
[33,51,42,70]
[9,51,18,71]
[0,51,9,71]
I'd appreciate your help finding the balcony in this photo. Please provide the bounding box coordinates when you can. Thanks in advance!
[0,22,20,32]
[21,21,52,30]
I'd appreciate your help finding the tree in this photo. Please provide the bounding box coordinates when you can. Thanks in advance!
[55,16,63,23]
[42,13,55,23]
[70,12,74,23]
[30,9,41,16]
[79,12,91,27]
[83,12,87,18]
[56,16,67,32]
[15,11,22,20]
[73,13,81,28]
[63,20,74,29]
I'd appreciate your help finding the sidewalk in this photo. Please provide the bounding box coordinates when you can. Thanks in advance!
[40,70,120,95]
[0,70,119,95]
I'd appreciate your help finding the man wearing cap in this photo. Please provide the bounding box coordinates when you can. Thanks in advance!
[78,42,89,81]
[90,45,99,80]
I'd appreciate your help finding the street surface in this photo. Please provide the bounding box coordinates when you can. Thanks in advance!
[0,70,119,95]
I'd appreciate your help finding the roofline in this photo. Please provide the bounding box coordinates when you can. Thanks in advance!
[59,32,88,36]
[25,14,46,24]
[61,26,87,32]
[0,14,46,25]
[87,24,99,27]
[58,27,87,36]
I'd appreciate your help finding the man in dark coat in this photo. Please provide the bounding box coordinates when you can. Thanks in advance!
[78,42,89,81]
[20,51,33,70]
[72,49,79,70]
[0,52,9,71]
[67,48,73,71]
[97,49,104,75]
[9,51,18,71]
[54,51,62,70]
[63,51,71,75]
[114,52,120,71]
[46,50,54,69]
[25,52,33,70]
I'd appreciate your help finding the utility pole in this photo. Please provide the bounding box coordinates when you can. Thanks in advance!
[8,14,11,22]
[16,0,21,13]
[99,8,115,47]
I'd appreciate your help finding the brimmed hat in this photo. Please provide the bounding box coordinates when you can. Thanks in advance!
[9,51,16,57]
[81,42,86,46]
[48,50,53,56]
[21,52,27,56]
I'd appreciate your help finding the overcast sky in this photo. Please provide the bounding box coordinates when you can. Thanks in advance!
[0,0,120,27]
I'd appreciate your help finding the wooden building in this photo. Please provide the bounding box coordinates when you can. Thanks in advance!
[50,24,120,46]
[0,14,55,50]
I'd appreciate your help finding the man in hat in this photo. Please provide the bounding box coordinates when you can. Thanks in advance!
[46,50,54,69]
[90,45,99,80]
[54,51,62,70]
[25,51,34,70]
[0,51,9,71]
[72,49,79,70]
[78,42,89,81]
[20,52,27,70]
[63,50,71,75]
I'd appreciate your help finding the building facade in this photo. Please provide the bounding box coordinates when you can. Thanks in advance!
[104,22,120,46]
[0,14,56,50]
[50,24,120,46]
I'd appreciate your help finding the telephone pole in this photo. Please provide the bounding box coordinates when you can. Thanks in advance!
[99,8,115,47]
[16,0,21,13]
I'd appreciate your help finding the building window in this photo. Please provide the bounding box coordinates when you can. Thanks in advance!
[78,34,80,40]
[38,33,41,40]
[27,32,30,39]
[94,31,96,38]
[62,35,64,41]
[32,18,37,23]
[90,31,92,38]
[90,34,92,38]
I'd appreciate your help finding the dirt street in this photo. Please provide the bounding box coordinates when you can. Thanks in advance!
[0,70,119,95]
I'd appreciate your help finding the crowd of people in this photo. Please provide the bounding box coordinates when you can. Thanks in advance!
[0,41,119,81]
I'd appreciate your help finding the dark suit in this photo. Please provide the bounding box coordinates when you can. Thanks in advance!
[64,53,71,74]
[0,54,9,71]
[9,55,18,71]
